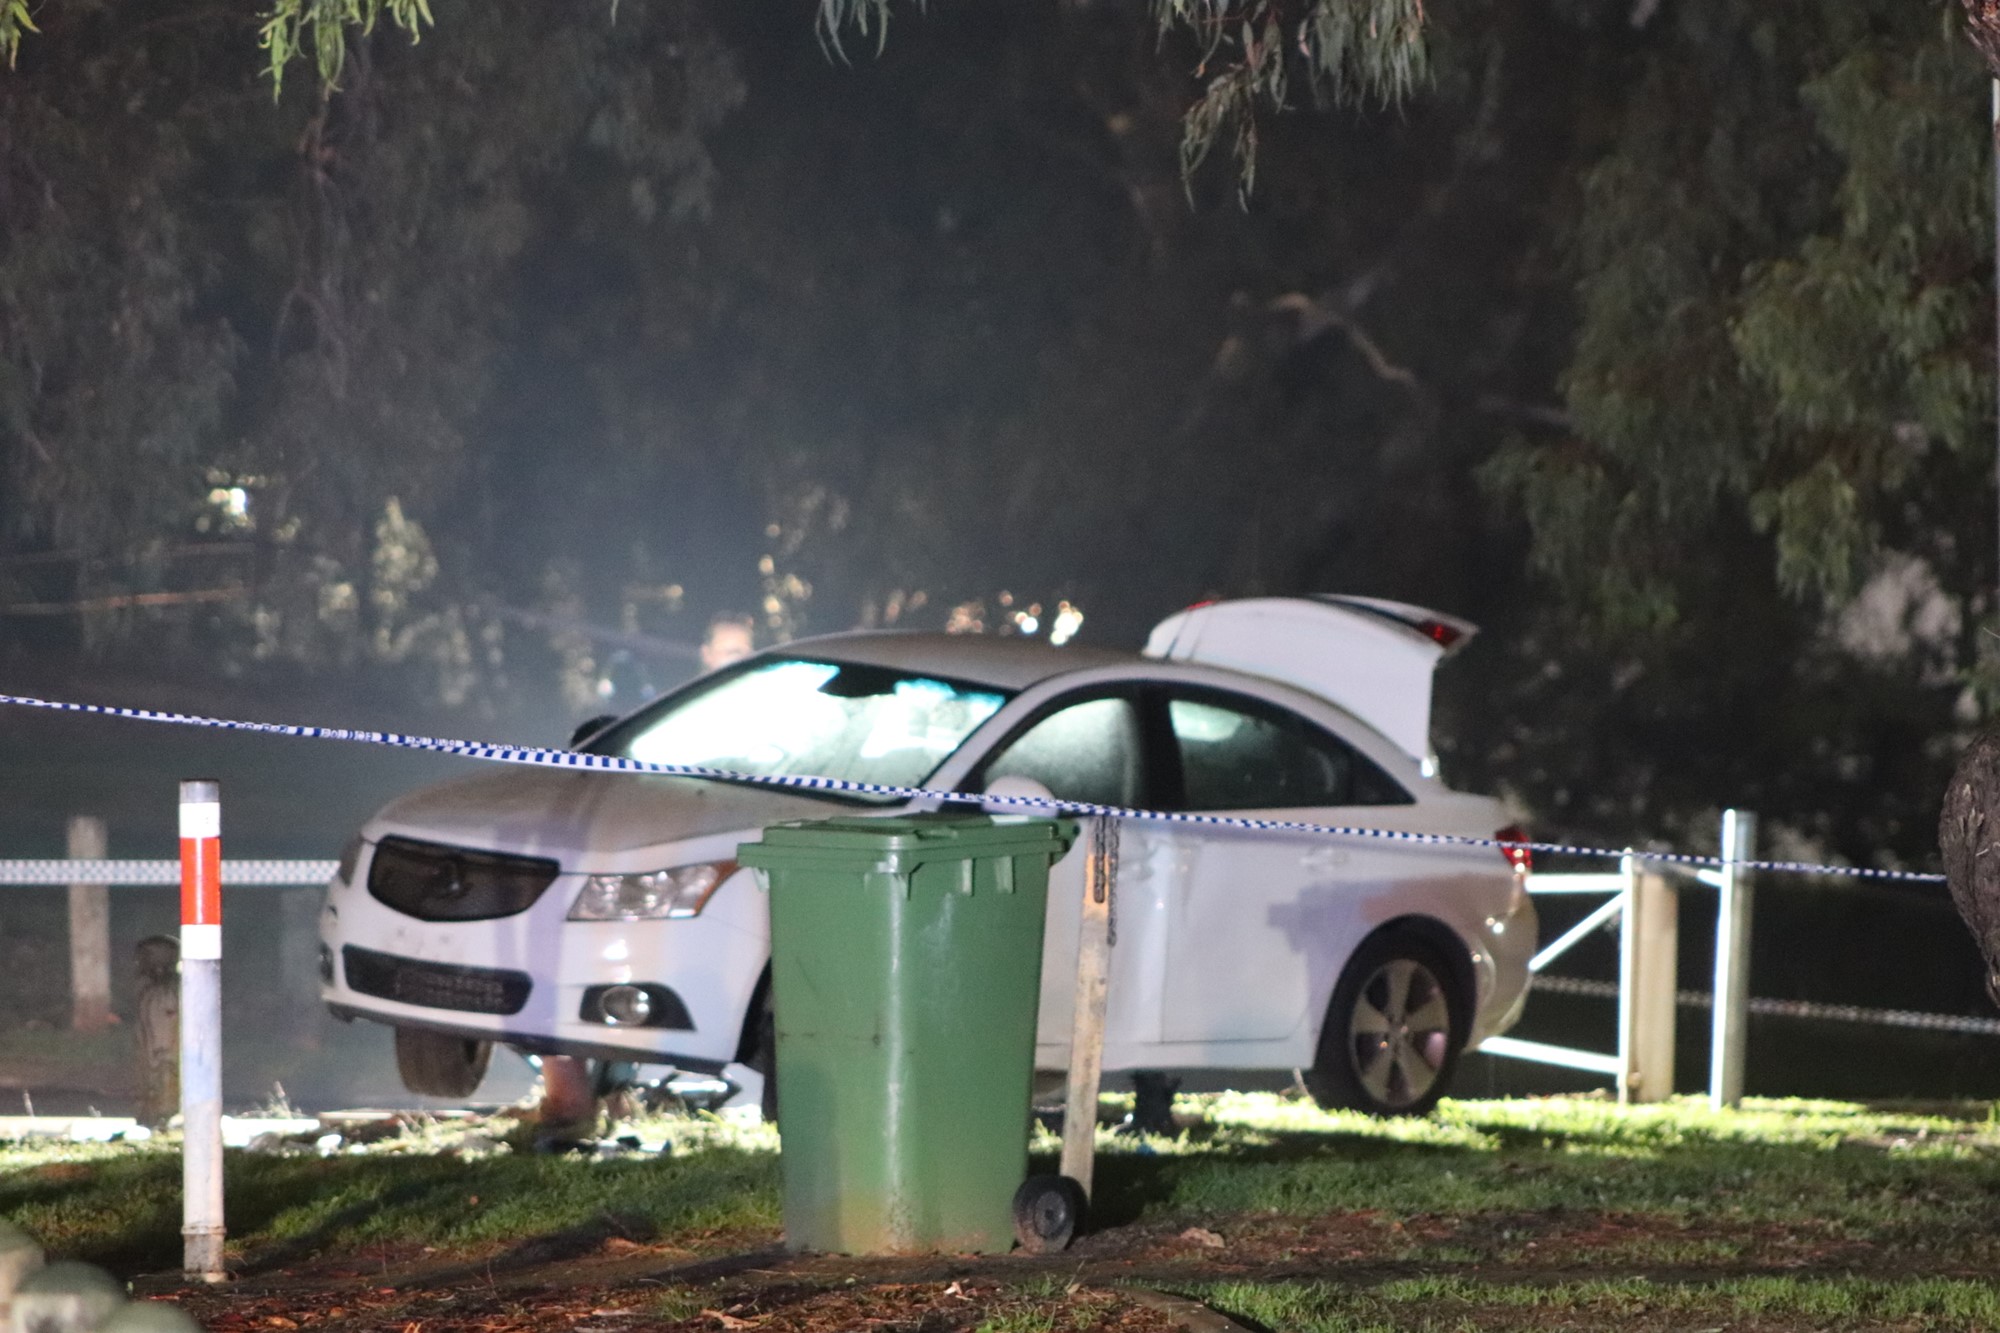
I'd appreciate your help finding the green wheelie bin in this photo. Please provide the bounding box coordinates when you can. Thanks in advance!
[737,812,1076,1255]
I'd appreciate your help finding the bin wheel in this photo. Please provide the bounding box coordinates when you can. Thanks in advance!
[1012,1174,1086,1254]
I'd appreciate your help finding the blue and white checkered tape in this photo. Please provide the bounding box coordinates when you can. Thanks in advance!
[0,689,1946,885]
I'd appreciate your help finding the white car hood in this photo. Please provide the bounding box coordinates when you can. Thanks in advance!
[364,765,855,863]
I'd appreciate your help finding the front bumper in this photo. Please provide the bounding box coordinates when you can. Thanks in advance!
[319,856,767,1070]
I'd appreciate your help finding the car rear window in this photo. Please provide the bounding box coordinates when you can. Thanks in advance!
[1168,695,1411,810]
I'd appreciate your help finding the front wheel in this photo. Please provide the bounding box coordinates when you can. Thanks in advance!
[1305,931,1465,1117]
[394,1027,493,1099]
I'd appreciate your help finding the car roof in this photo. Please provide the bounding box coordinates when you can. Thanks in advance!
[770,630,1137,692]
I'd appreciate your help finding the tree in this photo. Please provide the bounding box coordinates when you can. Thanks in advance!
[5,0,1435,194]
[0,0,741,704]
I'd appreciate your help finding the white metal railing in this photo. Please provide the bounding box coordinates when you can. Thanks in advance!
[1479,809,1760,1107]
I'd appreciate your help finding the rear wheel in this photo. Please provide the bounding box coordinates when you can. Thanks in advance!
[1306,931,1465,1117]
[394,1028,493,1099]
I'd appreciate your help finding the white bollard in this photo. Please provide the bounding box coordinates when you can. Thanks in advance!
[178,781,225,1283]
[97,1303,204,1333]
[0,1222,45,1330]
[9,1262,123,1333]
[1710,808,1757,1110]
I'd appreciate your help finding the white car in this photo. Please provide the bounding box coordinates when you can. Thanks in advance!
[319,596,1535,1117]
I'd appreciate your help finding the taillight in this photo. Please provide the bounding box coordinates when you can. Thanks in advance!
[1419,618,1466,649]
[1495,824,1532,873]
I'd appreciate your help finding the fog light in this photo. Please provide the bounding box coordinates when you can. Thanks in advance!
[600,984,653,1027]
[318,944,334,985]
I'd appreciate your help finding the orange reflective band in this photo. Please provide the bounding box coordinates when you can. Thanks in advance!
[180,837,221,926]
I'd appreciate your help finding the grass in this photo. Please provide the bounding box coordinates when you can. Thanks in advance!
[0,1112,782,1270]
[1179,1275,2000,1332]
[13,1093,2000,1328]
[1070,1092,2000,1245]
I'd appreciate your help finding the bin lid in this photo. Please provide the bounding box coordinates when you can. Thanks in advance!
[738,812,1075,872]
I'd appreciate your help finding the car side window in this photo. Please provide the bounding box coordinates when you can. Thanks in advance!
[979,697,1143,809]
[1168,694,1410,810]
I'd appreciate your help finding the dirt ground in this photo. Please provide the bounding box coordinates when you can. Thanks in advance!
[132,1200,1973,1333]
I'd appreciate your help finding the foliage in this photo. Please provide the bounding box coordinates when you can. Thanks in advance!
[818,0,1430,195]
[1484,1,1988,635]
[260,0,434,96]
[0,0,34,70]
[0,0,743,703]
[1159,0,1429,194]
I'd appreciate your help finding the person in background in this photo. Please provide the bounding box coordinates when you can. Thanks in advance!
[700,612,756,674]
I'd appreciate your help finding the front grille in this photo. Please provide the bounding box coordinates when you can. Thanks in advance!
[367,837,561,922]
[341,945,531,1015]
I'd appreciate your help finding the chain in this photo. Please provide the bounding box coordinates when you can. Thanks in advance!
[1530,973,2000,1037]
[0,859,336,886]
[1094,816,1120,947]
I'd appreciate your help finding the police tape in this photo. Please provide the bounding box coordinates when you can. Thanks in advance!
[0,689,1948,885]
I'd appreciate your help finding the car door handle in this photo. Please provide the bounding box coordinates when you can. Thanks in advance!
[1302,846,1350,872]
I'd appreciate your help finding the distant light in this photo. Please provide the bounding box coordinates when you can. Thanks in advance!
[1049,601,1084,646]
[206,485,252,530]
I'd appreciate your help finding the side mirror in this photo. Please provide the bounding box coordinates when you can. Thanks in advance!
[569,715,616,750]
[981,774,1057,820]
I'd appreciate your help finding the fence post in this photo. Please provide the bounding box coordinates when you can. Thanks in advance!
[1709,808,1757,1110]
[65,816,112,1033]
[1629,867,1678,1102]
[178,780,226,1283]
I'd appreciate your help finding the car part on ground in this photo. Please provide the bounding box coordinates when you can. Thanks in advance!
[393,1028,493,1099]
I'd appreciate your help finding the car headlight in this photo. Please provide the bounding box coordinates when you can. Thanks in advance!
[566,860,737,921]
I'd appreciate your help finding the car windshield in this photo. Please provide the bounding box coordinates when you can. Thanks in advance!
[587,657,1012,799]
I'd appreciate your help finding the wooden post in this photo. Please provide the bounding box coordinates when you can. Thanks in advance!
[66,816,112,1033]
[1617,863,1678,1105]
[1058,819,1115,1199]
[134,936,180,1129]
[1710,809,1757,1110]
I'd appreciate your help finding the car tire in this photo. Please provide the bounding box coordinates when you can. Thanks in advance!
[1305,930,1465,1117]
[393,1027,493,1099]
